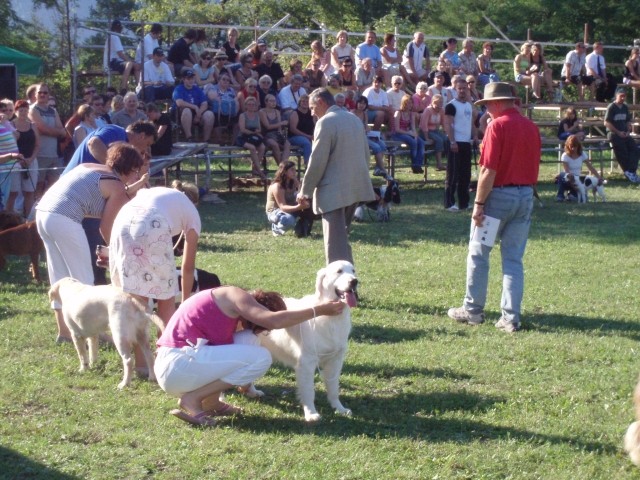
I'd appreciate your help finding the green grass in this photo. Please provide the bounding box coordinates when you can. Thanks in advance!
[2,164,640,479]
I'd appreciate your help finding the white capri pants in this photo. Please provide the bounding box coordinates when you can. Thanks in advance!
[36,211,94,309]
[154,330,272,397]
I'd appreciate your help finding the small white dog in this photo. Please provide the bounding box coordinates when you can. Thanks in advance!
[48,278,164,389]
[257,260,358,422]
[574,175,606,203]
[625,376,640,466]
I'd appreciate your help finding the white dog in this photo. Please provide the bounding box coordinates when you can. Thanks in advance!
[574,175,606,203]
[48,278,164,389]
[625,377,640,466]
[257,260,358,422]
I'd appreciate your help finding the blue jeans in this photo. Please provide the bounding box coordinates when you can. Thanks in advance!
[463,186,534,323]
[267,209,296,233]
[477,72,500,88]
[288,136,312,165]
[391,133,425,168]
[427,130,447,153]
[367,138,386,155]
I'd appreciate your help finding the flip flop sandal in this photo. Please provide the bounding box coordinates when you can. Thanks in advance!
[170,409,217,427]
[205,402,243,417]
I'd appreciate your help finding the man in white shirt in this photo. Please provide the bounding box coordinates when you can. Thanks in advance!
[103,20,140,93]
[139,48,175,102]
[585,41,616,102]
[363,76,393,131]
[278,74,307,120]
[403,31,430,84]
[135,23,163,64]
[560,42,593,101]
[386,75,405,111]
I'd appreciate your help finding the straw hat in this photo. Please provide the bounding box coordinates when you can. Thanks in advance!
[474,82,518,106]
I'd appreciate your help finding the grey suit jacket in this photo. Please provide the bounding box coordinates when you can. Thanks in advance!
[301,105,376,214]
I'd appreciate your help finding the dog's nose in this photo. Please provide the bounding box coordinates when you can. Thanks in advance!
[349,278,358,289]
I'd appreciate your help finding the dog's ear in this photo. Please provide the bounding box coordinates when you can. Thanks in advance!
[315,267,326,300]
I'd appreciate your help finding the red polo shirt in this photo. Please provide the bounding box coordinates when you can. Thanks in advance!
[480,108,541,187]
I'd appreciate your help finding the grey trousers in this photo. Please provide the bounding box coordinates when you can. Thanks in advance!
[321,203,358,266]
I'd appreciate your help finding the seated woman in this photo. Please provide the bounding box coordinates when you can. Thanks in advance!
[380,33,412,90]
[288,94,314,165]
[412,81,432,115]
[193,51,216,89]
[624,47,640,88]
[476,42,500,88]
[351,96,389,178]
[236,78,259,113]
[305,59,327,90]
[530,43,554,101]
[260,94,290,166]
[513,42,542,101]
[391,94,425,174]
[235,52,258,87]
[419,94,447,170]
[266,161,316,237]
[307,40,334,78]
[331,30,355,70]
[556,134,602,202]
[427,73,453,105]
[154,286,344,426]
[236,96,267,180]
[439,38,462,77]
[337,59,357,93]
[557,106,585,141]
[73,104,97,148]
[206,74,239,129]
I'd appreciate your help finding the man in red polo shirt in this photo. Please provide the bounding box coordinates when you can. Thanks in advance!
[448,82,540,333]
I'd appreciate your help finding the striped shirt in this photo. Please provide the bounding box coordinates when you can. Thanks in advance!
[0,124,18,173]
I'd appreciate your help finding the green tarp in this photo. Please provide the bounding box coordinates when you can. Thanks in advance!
[0,45,43,76]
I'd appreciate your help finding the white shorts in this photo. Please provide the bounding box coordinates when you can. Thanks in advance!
[10,159,38,193]
[154,330,272,396]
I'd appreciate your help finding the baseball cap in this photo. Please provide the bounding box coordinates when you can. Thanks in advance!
[183,69,196,78]
[257,39,267,46]
[152,47,165,57]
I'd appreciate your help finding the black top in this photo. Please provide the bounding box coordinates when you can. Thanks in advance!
[256,62,285,86]
[151,113,172,156]
[292,108,314,137]
[168,38,191,65]
[16,123,36,158]
[222,42,241,63]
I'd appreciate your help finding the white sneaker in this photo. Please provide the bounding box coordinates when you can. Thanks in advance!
[272,226,285,236]
[494,317,520,333]
[448,306,485,325]
[446,205,460,212]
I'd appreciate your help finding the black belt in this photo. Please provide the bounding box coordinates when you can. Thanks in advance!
[494,184,533,188]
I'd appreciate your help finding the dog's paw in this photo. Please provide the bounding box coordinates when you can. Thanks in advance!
[304,411,322,422]
[335,407,352,417]
[117,380,130,390]
[238,384,265,398]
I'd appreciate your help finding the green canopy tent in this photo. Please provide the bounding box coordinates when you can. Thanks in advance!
[0,45,43,76]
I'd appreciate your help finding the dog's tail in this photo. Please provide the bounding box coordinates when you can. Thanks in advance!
[624,377,640,466]
[130,296,166,333]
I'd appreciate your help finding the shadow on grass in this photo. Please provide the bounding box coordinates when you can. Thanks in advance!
[341,363,471,381]
[350,323,428,344]
[0,446,80,479]
[525,312,640,341]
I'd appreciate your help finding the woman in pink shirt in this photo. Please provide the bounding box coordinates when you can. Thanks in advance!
[155,286,344,426]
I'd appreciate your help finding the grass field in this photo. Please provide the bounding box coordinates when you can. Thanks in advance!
[2,162,640,479]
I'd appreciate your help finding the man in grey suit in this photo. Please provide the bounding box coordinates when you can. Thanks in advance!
[298,88,376,265]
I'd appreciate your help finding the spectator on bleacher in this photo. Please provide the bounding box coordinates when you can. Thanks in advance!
[356,58,376,93]
[514,42,543,102]
[326,73,343,97]
[387,75,406,112]
[29,83,66,197]
[168,28,197,77]
[305,58,327,90]
[363,76,393,132]
[556,134,602,202]
[331,30,355,70]
[440,38,462,77]
[236,96,267,181]
[110,95,124,117]
[222,27,241,64]
[235,52,258,87]
[356,31,383,78]
[412,81,432,115]
[467,75,483,105]
[73,105,97,149]
[206,73,239,130]
[623,47,640,88]
[173,69,214,142]
[190,30,208,66]
[256,51,285,91]
[561,42,592,102]
[427,73,453,105]
[283,59,309,90]
[351,96,389,178]
[192,50,216,88]
[92,95,111,128]
[211,51,231,84]
[402,31,430,86]
[260,94,290,166]
[287,94,314,165]
[63,85,96,139]
[419,94,447,171]
[257,74,278,108]
[104,20,139,93]
[146,103,173,156]
[139,47,175,102]
[337,58,357,92]
[7,101,37,216]
[586,42,616,103]
[530,43,554,101]
[278,74,307,120]
[381,33,412,90]
[307,40,334,78]
[237,78,260,113]
[557,106,584,141]
[266,160,316,237]
[429,58,452,87]
[392,94,425,174]
[111,92,148,128]
[458,39,478,77]
[476,42,500,88]
[135,22,162,64]
[248,39,268,68]
[334,93,347,110]
[444,77,477,211]
[605,88,640,182]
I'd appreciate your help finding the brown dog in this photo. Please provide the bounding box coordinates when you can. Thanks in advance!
[0,211,24,231]
[0,221,43,282]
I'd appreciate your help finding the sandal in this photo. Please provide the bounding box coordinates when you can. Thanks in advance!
[204,402,243,417]
[170,409,217,427]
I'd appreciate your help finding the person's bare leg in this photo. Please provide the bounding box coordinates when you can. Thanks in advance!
[281,141,291,165]
[201,111,214,142]
[23,192,35,219]
[181,109,193,139]
[179,379,233,415]
[6,191,17,214]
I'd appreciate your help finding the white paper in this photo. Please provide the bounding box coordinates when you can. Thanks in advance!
[471,215,500,247]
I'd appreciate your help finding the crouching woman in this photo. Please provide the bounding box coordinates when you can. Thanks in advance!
[154,286,344,426]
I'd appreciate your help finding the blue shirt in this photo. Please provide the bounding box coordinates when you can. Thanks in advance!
[173,84,207,109]
[355,43,382,69]
[63,124,127,174]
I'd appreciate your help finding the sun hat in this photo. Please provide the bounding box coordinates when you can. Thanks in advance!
[474,82,519,106]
